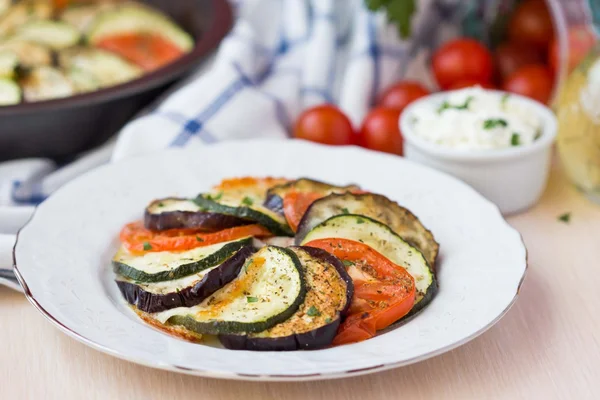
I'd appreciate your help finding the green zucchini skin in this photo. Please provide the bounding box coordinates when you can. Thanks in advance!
[113,238,252,283]
[166,247,306,335]
[194,195,293,236]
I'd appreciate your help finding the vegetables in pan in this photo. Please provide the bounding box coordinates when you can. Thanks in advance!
[112,176,439,350]
[0,0,194,105]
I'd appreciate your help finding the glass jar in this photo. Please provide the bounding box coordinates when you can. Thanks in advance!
[556,44,600,202]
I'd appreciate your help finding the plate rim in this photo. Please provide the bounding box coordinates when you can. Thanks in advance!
[12,140,529,381]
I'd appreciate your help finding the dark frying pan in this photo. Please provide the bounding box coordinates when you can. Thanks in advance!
[0,0,233,162]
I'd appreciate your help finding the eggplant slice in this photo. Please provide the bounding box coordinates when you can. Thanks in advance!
[19,66,74,102]
[295,192,439,268]
[117,246,255,313]
[220,246,353,351]
[112,237,252,283]
[144,198,250,231]
[264,178,360,215]
[300,214,437,315]
[151,246,306,335]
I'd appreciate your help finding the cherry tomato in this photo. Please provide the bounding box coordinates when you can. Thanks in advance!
[377,81,430,112]
[447,79,496,90]
[494,42,544,79]
[508,0,554,49]
[294,105,355,146]
[357,107,403,155]
[549,25,597,74]
[503,64,554,104]
[432,38,494,89]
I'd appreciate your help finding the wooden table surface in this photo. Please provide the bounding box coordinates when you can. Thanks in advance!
[2,164,599,400]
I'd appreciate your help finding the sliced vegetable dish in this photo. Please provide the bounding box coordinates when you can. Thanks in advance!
[112,176,439,350]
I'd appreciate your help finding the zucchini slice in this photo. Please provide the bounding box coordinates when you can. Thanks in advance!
[65,66,101,93]
[59,2,117,33]
[300,214,437,313]
[152,246,306,335]
[0,77,20,105]
[116,246,255,313]
[58,47,142,87]
[195,181,293,236]
[112,237,252,283]
[295,193,439,268]
[144,197,249,231]
[19,66,74,102]
[13,20,81,50]
[0,1,52,37]
[0,39,52,67]
[264,178,360,215]
[87,3,194,52]
[220,246,353,351]
[0,49,17,78]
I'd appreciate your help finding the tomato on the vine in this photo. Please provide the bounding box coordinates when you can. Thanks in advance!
[378,81,429,112]
[508,0,554,50]
[357,107,403,155]
[293,105,355,145]
[432,38,494,89]
[503,64,554,104]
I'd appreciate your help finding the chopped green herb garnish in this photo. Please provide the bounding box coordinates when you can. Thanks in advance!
[501,93,510,107]
[341,207,350,214]
[247,296,259,303]
[196,236,204,242]
[356,217,365,224]
[211,191,223,201]
[483,119,508,129]
[307,305,321,317]
[342,260,355,267]
[558,212,571,223]
[511,133,520,146]
[325,317,333,324]
[438,96,473,113]
[143,242,152,251]
[241,196,254,206]
[534,130,542,140]
[157,202,164,207]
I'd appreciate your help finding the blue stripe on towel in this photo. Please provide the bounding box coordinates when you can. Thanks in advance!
[169,73,250,147]
[367,14,379,106]
[11,181,47,205]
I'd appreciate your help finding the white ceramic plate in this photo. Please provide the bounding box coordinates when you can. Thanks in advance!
[13,139,527,381]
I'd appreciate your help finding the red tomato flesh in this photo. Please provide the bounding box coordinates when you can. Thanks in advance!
[304,238,416,346]
[96,32,184,71]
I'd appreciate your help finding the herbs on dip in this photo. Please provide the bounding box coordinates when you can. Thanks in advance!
[410,87,543,150]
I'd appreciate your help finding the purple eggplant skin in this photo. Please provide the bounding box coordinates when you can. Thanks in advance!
[144,197,250,231]
[219,246,354,351]
[263,193,284,216]
[116,246,256,313]
[219,318,342,351]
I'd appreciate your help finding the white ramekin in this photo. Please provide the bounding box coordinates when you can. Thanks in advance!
[399,90,558,215]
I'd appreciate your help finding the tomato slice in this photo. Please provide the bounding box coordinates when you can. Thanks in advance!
[282,191,323,232]
[120,221,271,254]
[96,32,184,71]
[303,238,416,345]
[282,188,370,233]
